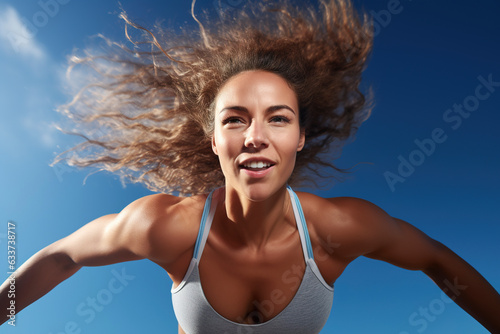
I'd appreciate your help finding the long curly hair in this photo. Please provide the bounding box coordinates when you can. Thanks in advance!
[54,0,373,195]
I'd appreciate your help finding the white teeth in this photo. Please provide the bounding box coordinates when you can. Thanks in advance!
[244,161,271,169]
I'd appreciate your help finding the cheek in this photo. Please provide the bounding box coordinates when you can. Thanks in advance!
[285,144,300,163]
[282,127,303,155]
[212,129,234,159]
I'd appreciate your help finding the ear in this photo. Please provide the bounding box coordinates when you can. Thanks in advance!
[297,130,305,152]
[211,135,218,155]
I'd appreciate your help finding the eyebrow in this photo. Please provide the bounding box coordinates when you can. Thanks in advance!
[220,105,296,115]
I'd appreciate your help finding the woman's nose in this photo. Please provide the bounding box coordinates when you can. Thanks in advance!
[244,121,269,149]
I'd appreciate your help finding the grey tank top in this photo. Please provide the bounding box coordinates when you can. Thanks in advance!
[171,187,334,333]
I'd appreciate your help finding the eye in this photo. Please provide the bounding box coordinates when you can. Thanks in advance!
[222,117,244,125]
[270,115,291,123]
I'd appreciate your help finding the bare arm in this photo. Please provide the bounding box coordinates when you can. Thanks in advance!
[326,197,500,333]
[0,193,189,325]
[366,213,500,332]
[421,240,500,333]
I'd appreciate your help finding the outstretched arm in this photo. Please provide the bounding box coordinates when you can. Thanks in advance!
[420,238,500,333]
[324,197,500,333]
[363,211,500,332]
[0,193,187,325]
[0,213,138,325]
[0,214,108,323]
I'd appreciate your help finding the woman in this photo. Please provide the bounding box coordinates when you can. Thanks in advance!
[1,0,499,333]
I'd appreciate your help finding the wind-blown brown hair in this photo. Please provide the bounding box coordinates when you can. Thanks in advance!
[54,0,373,195]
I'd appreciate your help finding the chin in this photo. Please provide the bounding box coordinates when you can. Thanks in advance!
[240,182,286,203]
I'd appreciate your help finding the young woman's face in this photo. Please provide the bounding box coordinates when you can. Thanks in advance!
[212,70,305,201]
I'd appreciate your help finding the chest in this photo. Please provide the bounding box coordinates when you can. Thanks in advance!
[198,230,307,324]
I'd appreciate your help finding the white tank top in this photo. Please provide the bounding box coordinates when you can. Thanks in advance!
[171,187,334,333]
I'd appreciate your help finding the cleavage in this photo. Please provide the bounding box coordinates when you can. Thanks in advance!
[198,230,306,324]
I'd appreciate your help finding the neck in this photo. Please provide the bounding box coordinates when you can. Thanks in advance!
[219,185,294,251]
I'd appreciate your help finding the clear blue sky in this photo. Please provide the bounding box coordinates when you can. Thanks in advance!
[0,0,499,333]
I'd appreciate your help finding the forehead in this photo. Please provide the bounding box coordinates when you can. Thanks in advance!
[215,70,298,109]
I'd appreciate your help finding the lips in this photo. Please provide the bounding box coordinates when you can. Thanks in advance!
[239,159,275,171]
[241,161,273,169]
[238,159,276,177]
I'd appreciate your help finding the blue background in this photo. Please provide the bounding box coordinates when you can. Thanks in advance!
[0,0,499,333]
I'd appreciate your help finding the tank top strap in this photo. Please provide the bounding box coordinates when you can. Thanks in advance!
[193,187,315,262]
[287,186,315,261]
[192,188,219,261]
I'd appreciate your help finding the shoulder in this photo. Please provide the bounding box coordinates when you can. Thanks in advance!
[111,192,208,265]
[118,192,205,225]
[295,191,393,230]
[295,191,400,259]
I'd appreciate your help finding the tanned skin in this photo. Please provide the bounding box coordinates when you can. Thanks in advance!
[1,71,499,333]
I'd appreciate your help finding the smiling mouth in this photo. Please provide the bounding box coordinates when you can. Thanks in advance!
[240,161,275,171]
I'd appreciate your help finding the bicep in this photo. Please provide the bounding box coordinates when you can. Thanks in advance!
[316,197,439,271]
[51,213,144,267]
[364,217,442,271]
[49,194,191,268]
